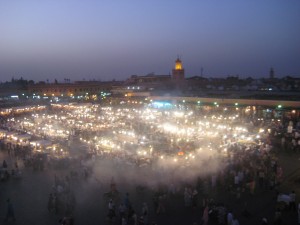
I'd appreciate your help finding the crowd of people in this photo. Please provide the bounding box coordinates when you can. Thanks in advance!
[1,104,300,225]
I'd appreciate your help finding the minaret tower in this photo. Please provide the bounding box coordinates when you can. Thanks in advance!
[269,67,275,79]
[172,57,185,81]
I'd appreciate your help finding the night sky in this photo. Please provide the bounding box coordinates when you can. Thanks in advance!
[0,1,299,82]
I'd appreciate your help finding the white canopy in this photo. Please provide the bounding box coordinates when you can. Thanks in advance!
[30,139,52,147]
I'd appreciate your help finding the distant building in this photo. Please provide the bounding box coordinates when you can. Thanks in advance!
[172,58,185,81]
[1,58,300,103]
[125,74,171,85]
[124,57,185,87]
[27,80,120,97]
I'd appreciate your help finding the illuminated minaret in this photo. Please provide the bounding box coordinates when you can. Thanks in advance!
[172,57,185,80]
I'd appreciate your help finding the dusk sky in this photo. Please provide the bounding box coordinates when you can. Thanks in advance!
[0,1,299,82]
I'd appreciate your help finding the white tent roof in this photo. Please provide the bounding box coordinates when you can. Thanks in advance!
[30,140,52,147]
[0,129,8,134]
[16,134,32,140]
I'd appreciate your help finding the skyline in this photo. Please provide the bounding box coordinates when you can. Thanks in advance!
[0,1,300,82]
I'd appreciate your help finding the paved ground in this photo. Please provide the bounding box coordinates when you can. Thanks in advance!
[0,148,300,225]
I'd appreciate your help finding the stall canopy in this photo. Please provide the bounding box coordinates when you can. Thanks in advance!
[16,134,32,141]
[30,140,52,147]
[0,129,8,138]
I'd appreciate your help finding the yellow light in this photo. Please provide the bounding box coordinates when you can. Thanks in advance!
[175,64,182,70]
[175,59,182,70]
[259,128,264,133]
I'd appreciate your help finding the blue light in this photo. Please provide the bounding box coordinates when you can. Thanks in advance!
[151,101,173,109]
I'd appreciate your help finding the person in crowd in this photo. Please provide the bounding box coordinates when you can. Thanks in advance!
[142,202,148,225]
[5,198,16,222]
[227,210,233,225]
[118,203,126,224]
[108,199,116,221]
[127,204,134,221]
[274,208,282,225]
[3,159,8,168]
[48,193,55,212]
[298,203,300,224]
[192,188,198,209]
[202,205,209,225]
[156,195,166,214]
[152,194,158,213]
[232,218,239,225]
[131,210,138,225]
[289,190,296,211]
[262,217,268,225]
[184,187,192,208]
[121,216,127,225]
[124,192,131,209]
[59,216,74,225]
[217,204,226,225]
